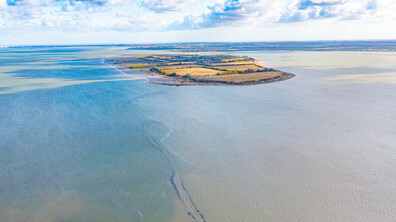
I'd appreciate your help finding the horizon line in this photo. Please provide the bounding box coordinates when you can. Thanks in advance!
[2,39,396,47]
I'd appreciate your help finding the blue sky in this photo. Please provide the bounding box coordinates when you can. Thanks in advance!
[1,0,395,45]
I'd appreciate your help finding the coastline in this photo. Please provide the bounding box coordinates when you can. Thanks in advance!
[146,68,295,86]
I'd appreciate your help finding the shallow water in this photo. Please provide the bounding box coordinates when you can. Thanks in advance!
[1,48,395,221]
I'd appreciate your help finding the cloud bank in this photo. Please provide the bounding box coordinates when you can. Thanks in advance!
[0,0,395,43]
[165,0,390,30]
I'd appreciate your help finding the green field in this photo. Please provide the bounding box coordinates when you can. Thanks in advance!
[123,64,150,70]
[213,64,262,72]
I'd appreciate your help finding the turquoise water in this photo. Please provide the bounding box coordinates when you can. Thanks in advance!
[1,48,396,221]
[0,47,179,221]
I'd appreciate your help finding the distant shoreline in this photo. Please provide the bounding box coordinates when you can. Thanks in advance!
[7,40,396,52]
[124,41,396,52]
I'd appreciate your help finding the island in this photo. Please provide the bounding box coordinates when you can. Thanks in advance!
[110,54,295,86]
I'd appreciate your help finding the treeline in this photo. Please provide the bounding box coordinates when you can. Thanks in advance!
[209,67,277,74]
[149,66,165,75]
[141,54,252,65]
[149,66,178,77]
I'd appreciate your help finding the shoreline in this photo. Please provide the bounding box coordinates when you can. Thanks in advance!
[147,68,295,86]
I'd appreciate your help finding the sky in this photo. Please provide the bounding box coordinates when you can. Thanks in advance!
[1,0,396,45]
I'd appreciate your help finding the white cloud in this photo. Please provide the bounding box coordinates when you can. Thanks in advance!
[167,0,286,29]
[142,0,195,12]
[103,14,159,31]
[278,0,389,23]
[41,18,57,27]
[0,0,7,7]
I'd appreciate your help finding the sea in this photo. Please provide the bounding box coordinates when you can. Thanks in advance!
[0,46,395,221]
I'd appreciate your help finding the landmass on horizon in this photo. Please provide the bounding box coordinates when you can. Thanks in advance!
[125,41,396,52]
[110,54,294,86]
[6,40,396,52]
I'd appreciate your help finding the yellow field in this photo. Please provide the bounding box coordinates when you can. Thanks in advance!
[166,62,195,65]
[210,72,281,83]
[161,67,223,76]
[214,64,262,71]
[162,65,200,69]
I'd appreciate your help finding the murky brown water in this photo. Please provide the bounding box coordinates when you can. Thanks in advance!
[1,48,395,221]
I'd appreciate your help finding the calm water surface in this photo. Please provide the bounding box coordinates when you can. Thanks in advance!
[1,47,395,221]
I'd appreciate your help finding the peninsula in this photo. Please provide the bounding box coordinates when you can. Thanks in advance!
[111,54,294,86]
